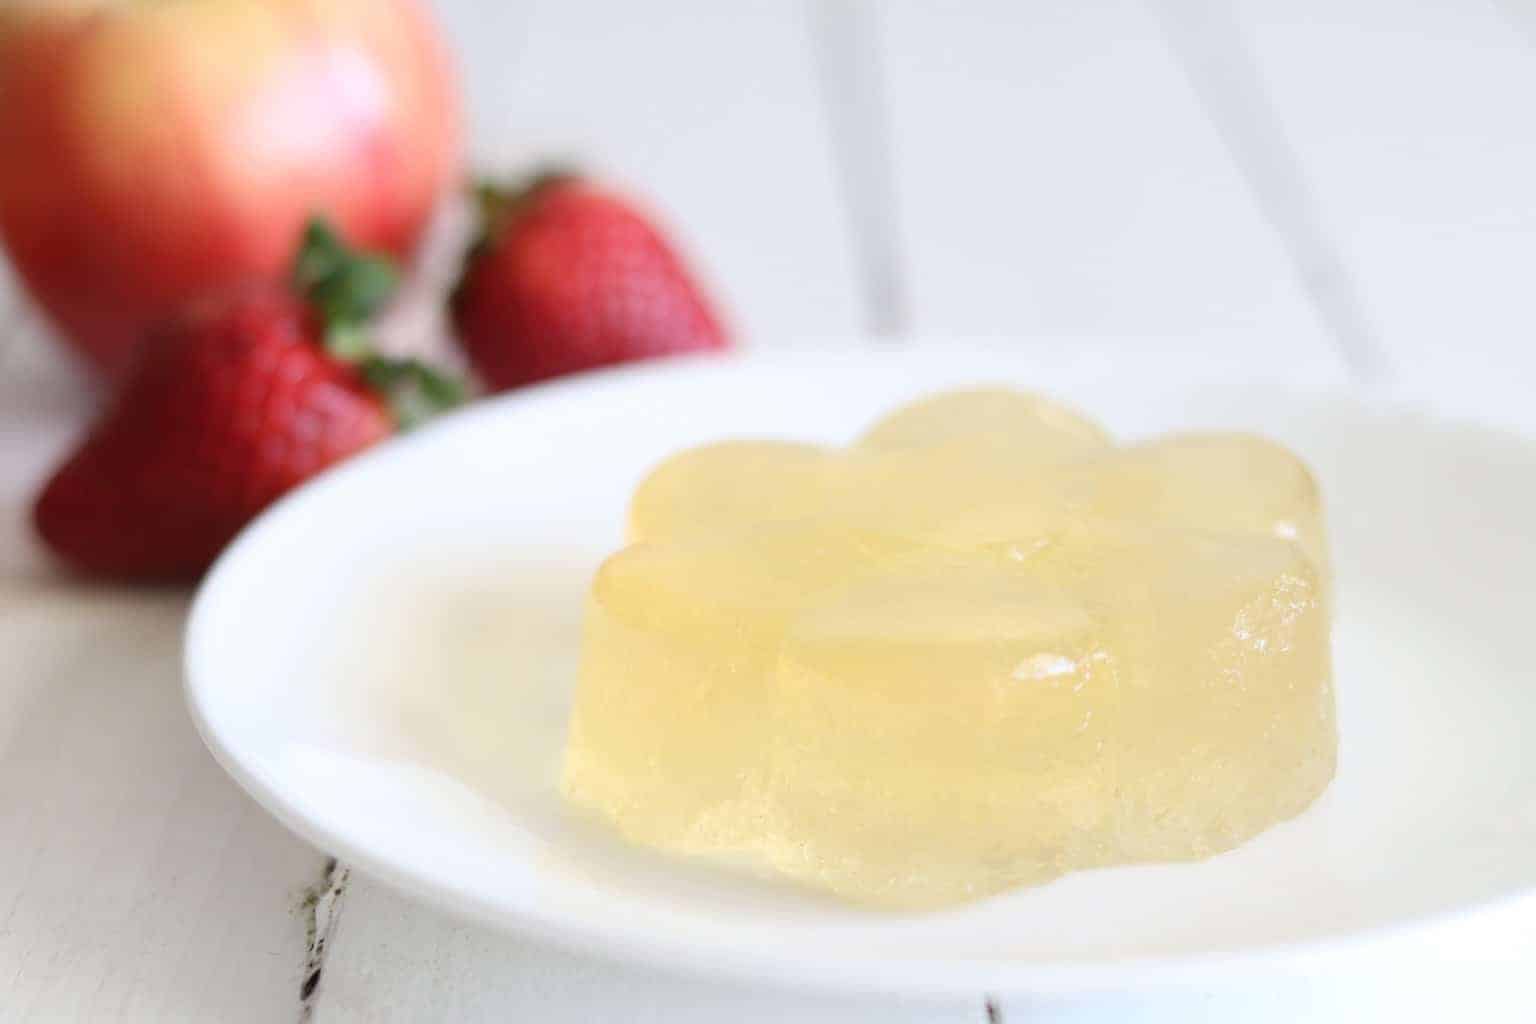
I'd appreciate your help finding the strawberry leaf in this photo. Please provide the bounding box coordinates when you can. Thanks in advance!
[293,217,463,427]
[469,168,581,250]
[292,217,400,356]
[360,356,467,430]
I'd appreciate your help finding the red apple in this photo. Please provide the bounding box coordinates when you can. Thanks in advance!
[0,0,461,381]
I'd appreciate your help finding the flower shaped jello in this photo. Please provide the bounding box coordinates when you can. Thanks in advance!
[563,389,1336,908]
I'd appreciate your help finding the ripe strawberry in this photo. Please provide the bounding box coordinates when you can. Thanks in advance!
[34,221,462,581]
[451,173,729,391]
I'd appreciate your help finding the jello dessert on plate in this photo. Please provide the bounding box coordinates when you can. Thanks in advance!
[563,388,1336,909]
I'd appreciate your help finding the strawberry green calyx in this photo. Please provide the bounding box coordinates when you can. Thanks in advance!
[471,167,580,243]
[359,356,466,430]
[291,215,466,430]
[292,217,400,352]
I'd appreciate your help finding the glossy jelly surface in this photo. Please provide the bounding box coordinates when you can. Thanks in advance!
[564,390,1335,908]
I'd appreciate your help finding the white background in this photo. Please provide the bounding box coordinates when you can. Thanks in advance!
[3,1,1535,1020]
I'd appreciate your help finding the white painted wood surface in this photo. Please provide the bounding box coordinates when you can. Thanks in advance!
[1231,0,1536,401]
[0,585,327,1022]
[3,0,1536,1019]
[875,0,1336,360]
[314,884,981,1024]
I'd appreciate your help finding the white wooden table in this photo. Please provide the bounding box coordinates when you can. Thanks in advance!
[4,2,1536,1019]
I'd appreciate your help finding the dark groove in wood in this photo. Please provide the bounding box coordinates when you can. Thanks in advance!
[808,0,909,339]
[1151,0,1388,381]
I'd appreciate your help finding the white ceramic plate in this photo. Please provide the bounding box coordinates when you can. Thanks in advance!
[186,350,1536,996]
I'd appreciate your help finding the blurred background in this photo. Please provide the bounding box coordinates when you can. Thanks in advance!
[3,1,1534,1019]
[6,0,1536,576]
[428,0,1532,369]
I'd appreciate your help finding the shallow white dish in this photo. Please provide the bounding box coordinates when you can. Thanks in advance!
[187,349,1536,996]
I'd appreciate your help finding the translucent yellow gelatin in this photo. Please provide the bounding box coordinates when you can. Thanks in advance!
[1021,524,1334,864]
[765,557,1118,906]
[564,522,923,851]
[1059,434,1331,586]
[564,389,1337,908]
[856,387,1112,454]
[627,441,830,543]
